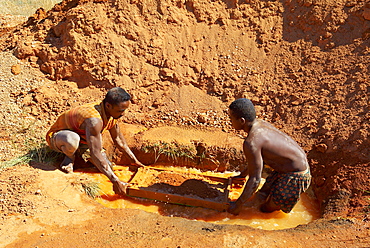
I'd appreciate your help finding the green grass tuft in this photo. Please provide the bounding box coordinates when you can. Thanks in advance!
[81,181,101,199]
[28,144,63,164]
[0,141,62,170]
[0,155,31,169]
[141,141,195,163]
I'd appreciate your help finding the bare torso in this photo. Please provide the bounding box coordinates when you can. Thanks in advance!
[245,120,308,173]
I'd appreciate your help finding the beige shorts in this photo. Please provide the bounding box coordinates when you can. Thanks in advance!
[49,131,103,163]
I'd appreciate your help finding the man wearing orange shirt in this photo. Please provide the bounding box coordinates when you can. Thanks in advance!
[46,87,144,195]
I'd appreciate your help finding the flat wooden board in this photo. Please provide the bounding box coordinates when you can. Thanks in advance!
[127,167,231,211]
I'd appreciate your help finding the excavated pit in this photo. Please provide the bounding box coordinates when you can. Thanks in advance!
[0,0,369,243]
[74,123,366,229]
[77,161,320,230]
[76,129,322,230]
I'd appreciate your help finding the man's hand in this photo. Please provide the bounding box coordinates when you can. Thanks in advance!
[231,174,246,188]
[112,181,129,195]
[228,202,242,215]
[132,160,145,168]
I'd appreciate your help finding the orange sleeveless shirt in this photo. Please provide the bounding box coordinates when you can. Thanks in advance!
[46,102,117,145]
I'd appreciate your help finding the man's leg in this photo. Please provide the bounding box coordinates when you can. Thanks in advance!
[53,130,80,173]
[260,195,281,213]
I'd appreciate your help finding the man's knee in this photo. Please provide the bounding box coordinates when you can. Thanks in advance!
[66,132,80,150]
[55,130,80,155]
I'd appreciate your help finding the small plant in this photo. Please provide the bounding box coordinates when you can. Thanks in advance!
[0,139,62,170]
[81,181,101,199]
[141,141,195,163]
[0,155,31,169]
[28,143,63,164]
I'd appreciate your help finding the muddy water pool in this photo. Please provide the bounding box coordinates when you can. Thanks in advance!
[76,165,320,230]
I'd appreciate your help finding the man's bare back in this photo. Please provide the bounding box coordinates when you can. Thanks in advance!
[245,119,308,174]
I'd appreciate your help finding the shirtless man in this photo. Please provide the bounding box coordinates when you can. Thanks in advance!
[227,98,311,215]
[46,87,144,195]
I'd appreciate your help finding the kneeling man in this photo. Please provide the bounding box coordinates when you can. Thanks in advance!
[227,98,311,214]
[46,87,144,195]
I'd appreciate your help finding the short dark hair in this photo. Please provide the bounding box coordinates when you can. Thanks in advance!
[229,98,256,122]
[103,87,131,105]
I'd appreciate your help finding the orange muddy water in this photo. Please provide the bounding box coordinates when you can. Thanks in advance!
[76,165,320,230]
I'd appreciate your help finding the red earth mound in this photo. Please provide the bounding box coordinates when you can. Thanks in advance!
[1,0,369,221]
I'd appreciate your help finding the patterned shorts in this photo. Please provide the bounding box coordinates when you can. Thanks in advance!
[263,168,311,213]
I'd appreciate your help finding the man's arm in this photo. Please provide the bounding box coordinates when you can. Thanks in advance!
[109,123,144,167]
[228,140,263,215]
[85,118,128,195]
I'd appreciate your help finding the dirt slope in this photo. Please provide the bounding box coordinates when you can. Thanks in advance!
[0,0,370,247]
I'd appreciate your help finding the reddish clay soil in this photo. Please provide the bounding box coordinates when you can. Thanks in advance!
[0,0,370,247]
